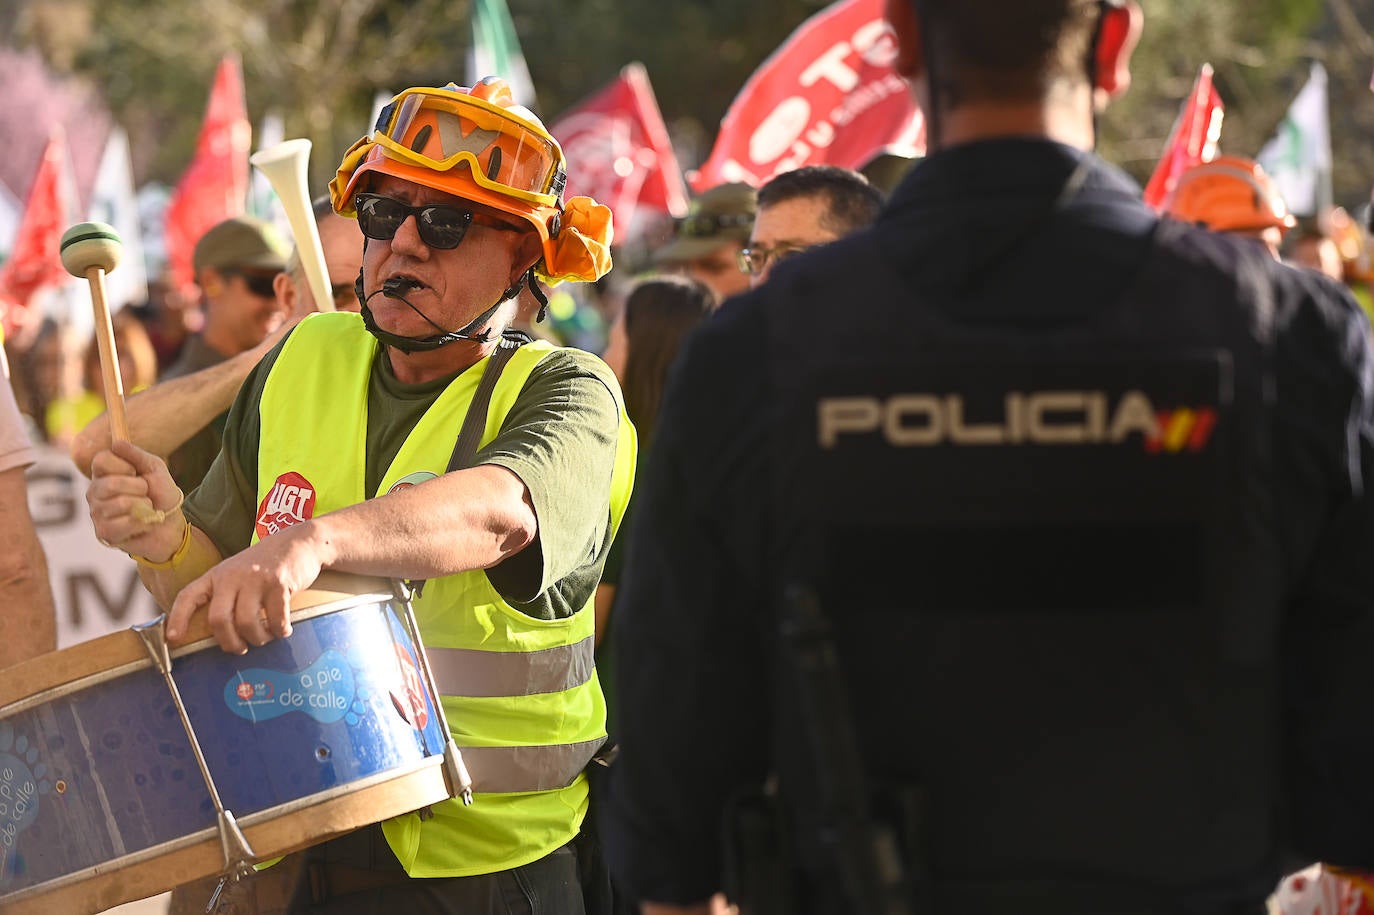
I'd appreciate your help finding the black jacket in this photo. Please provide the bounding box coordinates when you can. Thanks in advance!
[603,139,1374,914]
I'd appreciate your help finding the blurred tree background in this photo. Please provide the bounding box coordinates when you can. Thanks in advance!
[2,0,1373,206]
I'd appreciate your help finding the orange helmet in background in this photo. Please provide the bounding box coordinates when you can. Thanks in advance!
[330,78,612,285]
[1165,156,1298,234]
[1326,206,1374,283]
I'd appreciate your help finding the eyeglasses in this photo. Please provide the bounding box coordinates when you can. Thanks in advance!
[736,243,815,276]
[677,211,754,239]
[354,193,519,249]
[223,269,278,298]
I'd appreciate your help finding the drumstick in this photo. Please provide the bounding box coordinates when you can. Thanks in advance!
[60,224,168,527]
[60,222,129,442]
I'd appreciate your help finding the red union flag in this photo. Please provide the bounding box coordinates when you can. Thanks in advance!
[163,54,251,292]
[1143,63,1223,211]
[550,63,689,242]
[0,129,76,337]
[693,0,923,190]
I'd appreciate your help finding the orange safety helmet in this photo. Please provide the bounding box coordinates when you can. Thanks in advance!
[1326,206,1374,283]
[330,78,612,285]
[1165,155,1297,234]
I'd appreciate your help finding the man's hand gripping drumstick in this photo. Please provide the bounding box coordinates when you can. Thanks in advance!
[62,223,181,527]
[66,224,226,640]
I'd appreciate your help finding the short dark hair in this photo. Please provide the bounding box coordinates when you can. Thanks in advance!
[756,165,884,237]
[913,0,1106,104]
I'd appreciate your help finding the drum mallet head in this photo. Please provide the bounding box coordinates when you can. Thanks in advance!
[60,222,123,276]
[61,221,131,443]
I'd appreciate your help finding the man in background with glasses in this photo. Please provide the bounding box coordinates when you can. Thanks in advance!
[739,165,884,287]
[87,77,633,913]
[655,182,756,301]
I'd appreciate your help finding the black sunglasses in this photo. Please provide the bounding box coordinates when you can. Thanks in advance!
[354,193,519,250]
[223,269,278,298]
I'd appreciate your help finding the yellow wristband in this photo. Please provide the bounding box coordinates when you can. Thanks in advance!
[131,489,185,526]
[131,522,193,569]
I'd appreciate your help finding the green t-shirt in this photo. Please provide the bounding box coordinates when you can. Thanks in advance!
[183,330,625,620]
[163,335,234,494]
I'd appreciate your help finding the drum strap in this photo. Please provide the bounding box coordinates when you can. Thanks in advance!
[446,331,526,474]
[408,331,524,599]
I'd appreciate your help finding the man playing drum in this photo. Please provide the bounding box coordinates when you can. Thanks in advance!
[86,76,634,913]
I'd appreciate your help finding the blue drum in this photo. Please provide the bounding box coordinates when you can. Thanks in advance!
[0,573,460,915]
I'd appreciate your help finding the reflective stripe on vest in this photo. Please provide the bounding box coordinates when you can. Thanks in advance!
[430,635,595,697]
[461,737,606,793]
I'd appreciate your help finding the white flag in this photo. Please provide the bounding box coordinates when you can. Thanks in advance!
[247,111,291,239]
[1258,62,1331,217]
[88,126,150,313]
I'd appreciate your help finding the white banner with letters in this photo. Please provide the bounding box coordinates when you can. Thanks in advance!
[25,445,160,648]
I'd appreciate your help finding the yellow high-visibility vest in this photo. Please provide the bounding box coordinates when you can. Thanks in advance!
[255,311,635,876]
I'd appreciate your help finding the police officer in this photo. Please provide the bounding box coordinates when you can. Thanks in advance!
[602,1,1374,913]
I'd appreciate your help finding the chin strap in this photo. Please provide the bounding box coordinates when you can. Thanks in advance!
[356,273,527,354]
[528,271,551,323]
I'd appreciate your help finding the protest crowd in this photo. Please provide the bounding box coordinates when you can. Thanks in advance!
[3,0,1374,913]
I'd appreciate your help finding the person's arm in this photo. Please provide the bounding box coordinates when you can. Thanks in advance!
[0,348,57,666]
[87,335,290,633]
[1275,273,1374,868]
[596,501,630,645]
[164,461,535,651]
[165,348,624,652]
[594,583,615,646]
[71,327,286,477]
[603,301,772,908]
[0,465,57,667]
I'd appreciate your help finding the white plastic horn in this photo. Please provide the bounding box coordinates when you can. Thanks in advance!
[250,138,335,312]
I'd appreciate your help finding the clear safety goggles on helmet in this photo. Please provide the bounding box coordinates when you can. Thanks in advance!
[370,86,567,208]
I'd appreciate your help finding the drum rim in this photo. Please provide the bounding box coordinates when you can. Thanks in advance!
[0,755,449,906]
[0,572,396,716]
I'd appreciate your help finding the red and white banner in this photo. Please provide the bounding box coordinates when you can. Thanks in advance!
[550,63,689,243]
[693,0,923,190]
[163,54,251,293]
[1142,63,1223,211]
[0,129,77,339]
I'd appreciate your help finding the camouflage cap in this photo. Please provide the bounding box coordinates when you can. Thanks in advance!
[192,217,290,273]
[655,182,757,263]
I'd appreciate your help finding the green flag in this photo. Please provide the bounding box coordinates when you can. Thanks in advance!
[465,0,538,110]
[1257,62,1331,217]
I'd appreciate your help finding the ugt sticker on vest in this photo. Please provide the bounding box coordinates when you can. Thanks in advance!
[256,472,317,539]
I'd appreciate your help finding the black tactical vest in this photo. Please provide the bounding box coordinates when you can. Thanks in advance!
[763,218,1284,914]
